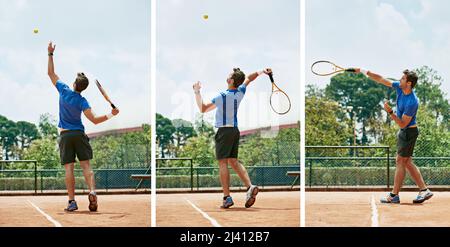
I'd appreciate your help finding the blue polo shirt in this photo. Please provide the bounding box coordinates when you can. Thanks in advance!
[392,81,418,129]
[56,80,91,131]
[211,84,246,128]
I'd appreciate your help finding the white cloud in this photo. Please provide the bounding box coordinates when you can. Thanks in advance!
[307,0,450,97]
[0,0,150,134]
[376,3,412,38]
[156,0,300,129]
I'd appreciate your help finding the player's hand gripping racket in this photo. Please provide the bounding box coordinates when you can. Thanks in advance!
[268,72,291,115]
[95,79,116,109]
[311,60,356,76]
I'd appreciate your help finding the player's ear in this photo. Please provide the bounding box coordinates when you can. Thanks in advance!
[407,81,412,87]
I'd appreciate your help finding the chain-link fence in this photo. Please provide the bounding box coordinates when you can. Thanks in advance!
[0,140,151,193]
[0,161,150,193]
[156,129,301,190]
[156,158,299,190]
[306,145,450,188]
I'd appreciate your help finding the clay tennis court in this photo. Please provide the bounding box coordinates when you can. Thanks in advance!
[0,194,150,227]
[306,191,450,227]
[156,191,300,227]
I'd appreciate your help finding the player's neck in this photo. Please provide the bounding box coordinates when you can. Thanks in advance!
[402,87,412,95]
[227,85,237,90]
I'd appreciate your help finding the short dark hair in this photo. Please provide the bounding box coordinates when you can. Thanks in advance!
[403,69,418,88]
[231,68,245,88]
[74,72,89,92]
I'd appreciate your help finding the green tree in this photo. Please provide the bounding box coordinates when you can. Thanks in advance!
[306,95,351,146]
[16,121,40,158]
[0,115,19,160]
[38,113,58,139]
[194,115,214,138]
[90,125,151,169]
[240,135,276,166]
[178,134,215,168]
[156,113,175,158]
[414,105,450,157]
[414,66,450,128]
[325,72,386,144]
[172,119,196,156]
[22,137,59,169]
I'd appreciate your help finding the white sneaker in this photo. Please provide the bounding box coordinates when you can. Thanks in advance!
[413,189,433,203]
[245,185,259,208]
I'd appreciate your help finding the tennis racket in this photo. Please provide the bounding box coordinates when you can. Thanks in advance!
[268,72,291,115]
[95,79,116,109]
[311,60,356,76]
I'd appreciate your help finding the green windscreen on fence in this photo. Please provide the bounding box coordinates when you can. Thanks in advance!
[306,146,450,188]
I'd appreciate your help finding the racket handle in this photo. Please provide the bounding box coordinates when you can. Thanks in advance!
[268,73,274,82]
[346,68,356,72]
[111,103,116,109]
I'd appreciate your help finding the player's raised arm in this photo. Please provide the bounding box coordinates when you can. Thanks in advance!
[243,68,272,87]
[47,42,59,86]
[355,68,393,88]
[83,108,119,125]
[193,81,216,113]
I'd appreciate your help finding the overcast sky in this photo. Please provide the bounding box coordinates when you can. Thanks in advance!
[0,0,150,134]
[156,0,300,131]
[307,0,450,99]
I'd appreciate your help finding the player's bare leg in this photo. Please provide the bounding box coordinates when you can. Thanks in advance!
[64,163,75,200]
[382,155,406,203]
[404,157,427,190]
[64,163,78,211]
[80,160,96,191]
[228,158,251,188]
[80,160,97,211]
[219,159,234,208]
[218,159,231,196]
[404,157,433,203]
[392,156,407,195]
[229,158,258,208]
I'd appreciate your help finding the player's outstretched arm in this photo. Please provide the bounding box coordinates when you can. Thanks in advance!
[355,68,392,87]
[193,81,216,113]
[47,42,59,86]
[243,68,272,87]
[83,108,119,125]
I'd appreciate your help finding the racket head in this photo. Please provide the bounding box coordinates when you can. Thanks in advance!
[311,60,346,76]
[270,89,291,115]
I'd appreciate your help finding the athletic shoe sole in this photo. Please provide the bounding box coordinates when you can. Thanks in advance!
[64,203,78,212]
[88,193,98,212]
[245,186,259,208]
[380,200,400,204]
[413,193,433,204]
[220,202,234,209]
[64,207,78,212]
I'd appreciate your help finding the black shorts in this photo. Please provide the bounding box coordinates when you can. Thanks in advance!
[214,127,240,160]
[58,130,93,165]
[397,127,419,157]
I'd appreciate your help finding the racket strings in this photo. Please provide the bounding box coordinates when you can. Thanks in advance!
[270,90,291,115]
[311,61,341,76]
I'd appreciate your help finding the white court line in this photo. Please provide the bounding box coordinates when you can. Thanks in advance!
[185,198,222,227]
[28,200,62,227]
[371,195,379,227]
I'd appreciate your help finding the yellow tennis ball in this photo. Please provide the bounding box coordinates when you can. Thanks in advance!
[33,28,39,34]
[203,14,208,20]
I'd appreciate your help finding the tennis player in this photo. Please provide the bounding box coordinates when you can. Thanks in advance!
[356,68,433,204]
[193,68,271,208]
[47,42,119,212]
